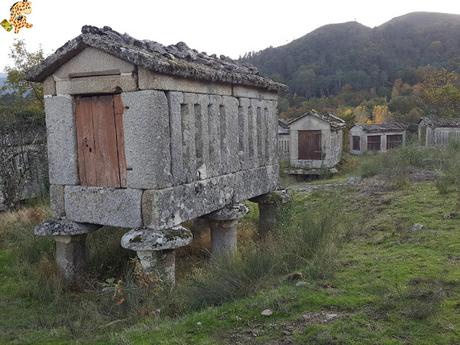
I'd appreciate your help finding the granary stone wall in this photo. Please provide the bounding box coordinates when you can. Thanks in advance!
[44,74,279,229]
[431,127,460,146]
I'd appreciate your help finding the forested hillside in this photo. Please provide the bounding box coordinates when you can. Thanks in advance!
[243,12,460,99]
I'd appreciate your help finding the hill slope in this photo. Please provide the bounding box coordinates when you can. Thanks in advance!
[243,12,460,97]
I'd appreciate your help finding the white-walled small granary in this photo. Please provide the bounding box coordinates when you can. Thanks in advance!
[349,123,406,154]
[287,111,345,173]
[28,26,287,283]
[418,117,460,146]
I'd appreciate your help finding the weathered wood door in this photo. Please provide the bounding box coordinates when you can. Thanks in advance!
[75,95,127,188]
[298,130,322,160]
[367,135,381,151]
[386,134,403,150]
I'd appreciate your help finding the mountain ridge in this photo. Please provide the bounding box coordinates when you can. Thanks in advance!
[242,12,460,98]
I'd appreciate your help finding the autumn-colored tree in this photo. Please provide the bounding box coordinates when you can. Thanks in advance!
[371,105,392,124]
[420,68,460,118]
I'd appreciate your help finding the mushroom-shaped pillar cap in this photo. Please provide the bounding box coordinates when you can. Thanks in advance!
[34,219,100,236]
[207,203,249,221]
[121,225,193,251]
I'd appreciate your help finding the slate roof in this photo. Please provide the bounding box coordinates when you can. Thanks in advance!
[26,26,286,92]
[418,116,460,128]
[356,122,407,133]
[288,110,346,130]
[278,120,290,135]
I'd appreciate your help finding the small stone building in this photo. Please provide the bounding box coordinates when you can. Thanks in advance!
[28,26,286,283]
[418,117,460,146]
[277,120,290,161]
[349,123,406,154]
[287,111,345,173]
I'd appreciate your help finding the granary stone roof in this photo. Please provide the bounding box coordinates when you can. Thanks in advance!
[357,122,407,133]
[418,116,460,128]
[26,26,286,92]
[288,110,346,130]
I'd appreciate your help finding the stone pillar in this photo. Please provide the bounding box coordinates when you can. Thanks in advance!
[206,204,249,256]
[251,189,290,238]
[34,220,100,283]
[136,249,176,283]
[54,234,87,281]
[121,226,192,285]
[190,217,210,245]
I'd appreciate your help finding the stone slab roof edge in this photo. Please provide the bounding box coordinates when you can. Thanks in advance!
[418,116,460,128]
[353,122,407,132]
[26,26,287,93]
[287,111,346,129]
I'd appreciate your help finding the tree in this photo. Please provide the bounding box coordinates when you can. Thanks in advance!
[419,68,460,118]
[1,40,45,123]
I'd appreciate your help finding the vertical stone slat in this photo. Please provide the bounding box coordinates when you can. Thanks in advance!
[238,98,250,170]
[249,99,259,169]
[167,92,185,186]
[182,93,197,183]
[196,94,210,180]
[223,96,239,173]
[267,100,278,165]
[208,95,222,177]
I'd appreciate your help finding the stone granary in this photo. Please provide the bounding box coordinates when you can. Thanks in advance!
[28,26,286,283]
[418,117,460,146]
[277,120,290,161]
[350,123,406,154]
[286,111,345,174]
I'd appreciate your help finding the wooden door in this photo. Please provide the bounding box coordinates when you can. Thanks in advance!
[352,136,361,151]
[75,94,127,188]
[386,134,403,150]
[298,130,322,160]
[367,135,381,151]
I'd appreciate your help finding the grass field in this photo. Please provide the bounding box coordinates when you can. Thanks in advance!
[1,151,460,344]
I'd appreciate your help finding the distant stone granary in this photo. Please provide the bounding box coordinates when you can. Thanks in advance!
[277,120,290,161]
[350,123,406,154]
[28,26,286,283]
[418,117,460,146]
[286,111,345,173]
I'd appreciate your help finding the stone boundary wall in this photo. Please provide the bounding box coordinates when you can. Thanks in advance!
[0,123,48,210]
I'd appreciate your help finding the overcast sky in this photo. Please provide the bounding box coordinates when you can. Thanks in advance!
[0,0,460,72]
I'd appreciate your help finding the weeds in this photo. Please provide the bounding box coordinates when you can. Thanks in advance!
[181,195,347,310]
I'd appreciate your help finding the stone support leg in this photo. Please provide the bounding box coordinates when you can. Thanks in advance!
[208,219,238,256]
[34,219,101,284]
[190,217,210,247]
[206,204,249,257]
[121,226,192,286]
[257,203,278,238]
[55,234,87,281]
[136,249,176,284]
[251,189,290,238]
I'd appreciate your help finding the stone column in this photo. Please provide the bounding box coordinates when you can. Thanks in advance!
[251,189,290,238]
[34,220,100,283]
[206,204,249,256]
[190,217,210,246]
[121,226,192,285]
